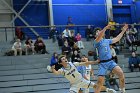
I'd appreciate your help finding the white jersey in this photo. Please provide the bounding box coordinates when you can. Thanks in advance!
[84,65,92,93]
[58,62,83,84]
[85,65,92,78]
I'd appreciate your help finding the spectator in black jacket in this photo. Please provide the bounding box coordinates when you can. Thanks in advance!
[71,50,81,63]
[62,41,71,59]
[85,25,94,41]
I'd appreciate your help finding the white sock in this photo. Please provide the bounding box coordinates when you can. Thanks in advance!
[121,88,126,92]
[106,88,109,91]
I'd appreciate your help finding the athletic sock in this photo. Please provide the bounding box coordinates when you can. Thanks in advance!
[120,88,126,93]
[106,88,109,92]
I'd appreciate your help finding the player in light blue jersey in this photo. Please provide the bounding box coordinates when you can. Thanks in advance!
[94,24,128,93]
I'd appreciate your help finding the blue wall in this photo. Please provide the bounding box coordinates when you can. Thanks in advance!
[52,0,108,27]
[13,0,49,39]
[135,1,140,22]
[112,0,139,24]
[13,0,140,39]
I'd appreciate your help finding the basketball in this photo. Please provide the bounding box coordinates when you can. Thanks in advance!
[47,65,52,72]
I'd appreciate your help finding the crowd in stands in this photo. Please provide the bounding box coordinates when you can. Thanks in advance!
[10,36,49,56]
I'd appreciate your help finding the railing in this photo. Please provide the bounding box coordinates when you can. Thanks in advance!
[0,25,91,42]
[0,24,140,42]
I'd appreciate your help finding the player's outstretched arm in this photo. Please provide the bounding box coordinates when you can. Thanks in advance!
[112,24,128,43]
[79,60,100,66]
[95,24,111,42]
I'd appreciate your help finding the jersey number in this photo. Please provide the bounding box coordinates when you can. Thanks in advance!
[72,74,75,78]
[105,46,108,52]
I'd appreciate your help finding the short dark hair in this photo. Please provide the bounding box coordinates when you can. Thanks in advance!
[81,55,86,57]
[58,55,65,63]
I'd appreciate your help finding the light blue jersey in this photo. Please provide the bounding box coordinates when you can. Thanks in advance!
[77,66,86,77]
[94,39,117,76]
[94,39,112,60]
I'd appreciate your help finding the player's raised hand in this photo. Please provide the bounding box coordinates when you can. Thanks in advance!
[122,24,128,31]
[104,24,112,30]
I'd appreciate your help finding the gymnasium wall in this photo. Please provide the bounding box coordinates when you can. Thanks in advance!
[53,0,140,26]
[135,1,140,22]
[12,0,140,39]
[13,0,49,26]
[52,0,108,27]
[13,0,49,38]
[112,0,139,23]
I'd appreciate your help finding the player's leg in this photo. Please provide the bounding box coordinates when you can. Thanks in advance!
[94,76,105,93]
[94,63,107,93]
[87,79,116,93]
[93,84,116,93]
[80,78,116,93]
[69,84,80,93]
[112,66,126,93]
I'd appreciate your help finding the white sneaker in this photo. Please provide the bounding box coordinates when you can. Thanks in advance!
[120,90,126,93]
[107,88,117,93]
[119,88,126,93]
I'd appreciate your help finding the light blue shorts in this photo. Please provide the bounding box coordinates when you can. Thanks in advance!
[98,60,117,76]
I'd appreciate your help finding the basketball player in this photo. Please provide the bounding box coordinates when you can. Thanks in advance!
[94,24,128,93]
[77,55,95,93]
[51,55,116,93]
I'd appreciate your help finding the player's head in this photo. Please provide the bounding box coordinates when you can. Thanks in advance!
[58,55,67,63]
[53,52,58,58]
[81,55,88,62]
[94,27,102,38]
[132,51,136,57]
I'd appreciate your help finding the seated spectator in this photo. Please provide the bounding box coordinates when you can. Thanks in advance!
[50,52,62,70]
[105,72,119,90]
[57,33,66,49]
[63,27,71,39]
[72,43,80,54]
[50,25,59,43]
[129,24,138,38]
[128,52,140,72]
[34,36,48,54]
[71,50,81,63]
[75,33,84,49]
[47,52,63,72]
[12,39,22,56]
[85,25,94,41]
[62,41,71,60]
[24,38,35,55]
[110,44,118,63]
[126,28,140,51]
[68,31,76,47]
[15,27,25,40]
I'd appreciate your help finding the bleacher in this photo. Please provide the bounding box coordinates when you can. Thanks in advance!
[0,39,140,93]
